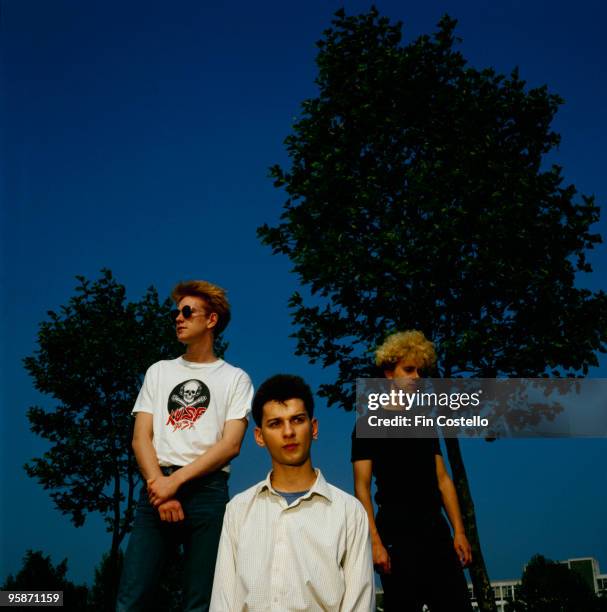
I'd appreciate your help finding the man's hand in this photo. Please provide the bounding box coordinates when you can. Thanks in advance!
[453,532,472,567]
[147,475,179,507]
[157,499,185,522]
[372,539,391,574]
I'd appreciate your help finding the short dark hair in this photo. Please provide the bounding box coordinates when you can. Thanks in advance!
[252,374,314,427]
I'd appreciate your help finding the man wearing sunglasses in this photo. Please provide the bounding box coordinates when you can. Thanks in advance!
[117,280,253,612]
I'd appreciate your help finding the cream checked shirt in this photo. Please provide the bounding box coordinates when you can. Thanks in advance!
[209,469,375,612]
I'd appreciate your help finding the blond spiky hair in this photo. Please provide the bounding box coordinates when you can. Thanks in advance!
[375,330,436,370]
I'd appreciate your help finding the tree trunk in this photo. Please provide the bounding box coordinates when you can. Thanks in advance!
[109,469,122,608]
[444,437,497,612]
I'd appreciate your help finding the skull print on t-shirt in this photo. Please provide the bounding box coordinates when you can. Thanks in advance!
[166,379,211,431]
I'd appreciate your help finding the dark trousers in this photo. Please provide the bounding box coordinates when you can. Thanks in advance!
[377,508,473,612]
[116,470,228,612]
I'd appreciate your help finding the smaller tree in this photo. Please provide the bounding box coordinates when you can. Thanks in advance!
[507,554,602,612]
[23,270,181,599]
[2,550,88,611]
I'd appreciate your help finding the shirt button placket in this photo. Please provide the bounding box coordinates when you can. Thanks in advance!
[270,508,287,609]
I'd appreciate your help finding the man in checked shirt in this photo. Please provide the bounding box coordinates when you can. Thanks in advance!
[210,374,375,611]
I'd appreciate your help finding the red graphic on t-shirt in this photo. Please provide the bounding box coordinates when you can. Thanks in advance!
[166,379,211,431]
[166,405,207,430]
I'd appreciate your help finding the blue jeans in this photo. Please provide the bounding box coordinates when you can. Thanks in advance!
[116,469,229,612]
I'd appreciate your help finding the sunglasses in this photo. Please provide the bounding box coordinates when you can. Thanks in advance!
[171,305,205,320]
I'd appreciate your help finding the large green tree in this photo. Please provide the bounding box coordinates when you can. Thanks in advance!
[258,8,606,611]
[23,270,181,600]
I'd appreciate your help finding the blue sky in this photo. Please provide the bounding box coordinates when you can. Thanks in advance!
[2,0,606,586]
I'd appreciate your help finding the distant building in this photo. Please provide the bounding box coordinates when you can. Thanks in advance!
[562,557,607,597]
[468,580,519,611]
[467,556,606,611]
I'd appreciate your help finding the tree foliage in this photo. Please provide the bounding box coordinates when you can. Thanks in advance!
[88,549,184,612]
[87,550,124,612]
[2,550,88,611]
[258,8,606,611]
[507,554,605,611]
[23,270,184,596]
[24,270,179,538]
[259,8,605,409]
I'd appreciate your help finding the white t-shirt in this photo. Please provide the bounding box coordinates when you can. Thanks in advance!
[133,357,253,468]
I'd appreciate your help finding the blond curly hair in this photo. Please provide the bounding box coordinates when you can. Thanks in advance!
[375,330,436,370]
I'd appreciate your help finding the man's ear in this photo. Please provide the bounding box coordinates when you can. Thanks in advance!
[254,427,266,448]
[207,312,218,330]
[384,369,394,379]
[311,418,318,440]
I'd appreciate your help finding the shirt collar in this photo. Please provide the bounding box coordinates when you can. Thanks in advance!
[256,468,333,503]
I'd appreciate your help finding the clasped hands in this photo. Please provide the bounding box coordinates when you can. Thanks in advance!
[148,474,184,523]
